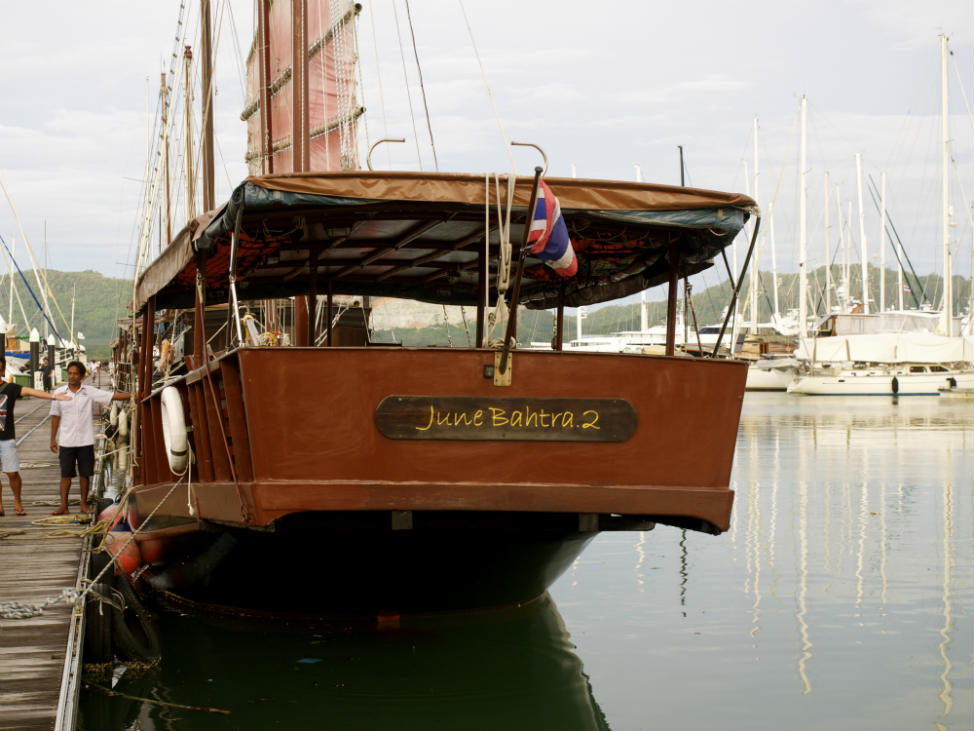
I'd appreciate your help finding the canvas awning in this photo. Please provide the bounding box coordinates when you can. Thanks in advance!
[135,171,757,313]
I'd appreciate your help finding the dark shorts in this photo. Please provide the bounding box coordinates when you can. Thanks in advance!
[58,445,95,478]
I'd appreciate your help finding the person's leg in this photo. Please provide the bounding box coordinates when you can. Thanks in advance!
[8,472,24,515]
[54,447,77,515]
[53,477,72,515]
[77,446,95,514]
[0,441,18,515]
[79,476,90,513]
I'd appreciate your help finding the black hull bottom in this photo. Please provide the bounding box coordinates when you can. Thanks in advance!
[141,511,597,615]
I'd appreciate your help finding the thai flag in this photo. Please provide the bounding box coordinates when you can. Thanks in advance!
[527,180,577,277]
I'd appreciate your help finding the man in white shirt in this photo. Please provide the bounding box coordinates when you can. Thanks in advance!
[49,360,131,515]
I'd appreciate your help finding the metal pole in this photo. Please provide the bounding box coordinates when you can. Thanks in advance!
[498,167,543,375]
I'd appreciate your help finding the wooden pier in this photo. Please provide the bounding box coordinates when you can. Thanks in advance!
[0,398,89,731]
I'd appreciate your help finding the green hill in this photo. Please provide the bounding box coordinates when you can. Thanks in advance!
[0,265,967,358]
[377,264,971,345]
[0,269,131,360]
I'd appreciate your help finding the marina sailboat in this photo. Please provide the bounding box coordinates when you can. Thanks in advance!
[785,50,974,397]
[105,1,758,615]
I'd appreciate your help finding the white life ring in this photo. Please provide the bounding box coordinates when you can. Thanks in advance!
[159,386,189,474]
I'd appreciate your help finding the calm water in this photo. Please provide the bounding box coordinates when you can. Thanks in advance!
[79,394,974,730]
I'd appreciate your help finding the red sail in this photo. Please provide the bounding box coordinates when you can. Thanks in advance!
[243,1,359,174]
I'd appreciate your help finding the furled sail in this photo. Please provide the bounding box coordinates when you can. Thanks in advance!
[242,0,360,174]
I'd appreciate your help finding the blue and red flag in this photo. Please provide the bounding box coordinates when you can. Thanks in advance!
[526,180,577,277]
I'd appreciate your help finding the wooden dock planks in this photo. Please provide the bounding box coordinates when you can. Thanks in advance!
[0,399,88,731]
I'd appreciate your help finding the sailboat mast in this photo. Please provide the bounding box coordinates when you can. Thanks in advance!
[43,221,48,340]
[770,204,779,320]
[898,188,905,311]
[161,73,172,246]
[845,201,852,307]
[257,0,274,174]
[291,0,311,345]
[183,46,196,221]
[70,284,75,349]
[200,0,215,212]
[6,237,12,324]
[798,96,808,347]
[855,152,869,314]
[879,171,886,312]
[292,0,310,173]
[750,116,759,333]
[940,33,952,334]
[824,171,831,315]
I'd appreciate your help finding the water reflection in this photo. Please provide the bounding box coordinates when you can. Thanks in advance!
[79,593,609,731]
[552,394,972,731]
[732,395,970,721]
[79,396,972,731]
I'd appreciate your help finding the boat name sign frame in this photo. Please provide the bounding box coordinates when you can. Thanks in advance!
[375,396,637,442]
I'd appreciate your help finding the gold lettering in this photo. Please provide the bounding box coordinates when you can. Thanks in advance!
[455,412,474,427]
[540,410,551,428]
[525,407,539,428]
[510,409,523,427]
[581,409,600,429]
[436,411,453,427]
[416,404,435,431]
[473,409,484,427]
[490,407,508,427]
[561,412,574,428]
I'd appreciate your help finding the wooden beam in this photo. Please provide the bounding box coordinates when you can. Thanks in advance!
[290,0,310,172]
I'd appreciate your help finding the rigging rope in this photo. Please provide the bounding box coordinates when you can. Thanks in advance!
[458,0,516,174]
[392,0,424,169]
[441,305,453,346]
[333,0,347,167]
[485,173,515,345]
[367,1,391,167]
[0,233,61,340]
[0,236,32,333]
[353,9,371,160]
[0,174,70,336]
[404,0,439,171]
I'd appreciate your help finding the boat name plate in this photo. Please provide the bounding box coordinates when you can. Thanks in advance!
[375,395,637,442]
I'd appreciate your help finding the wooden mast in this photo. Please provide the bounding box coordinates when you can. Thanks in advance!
[182,46,196,221]
[292,0,311,345]
[200,0,215,212]
[257,0,274,174]
[940,33,952,335]
[160,73,172,247]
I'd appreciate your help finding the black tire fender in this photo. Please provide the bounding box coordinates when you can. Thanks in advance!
[83,581,114,665]
[111,573,162,662]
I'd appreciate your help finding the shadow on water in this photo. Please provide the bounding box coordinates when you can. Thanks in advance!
[78,593,609,731]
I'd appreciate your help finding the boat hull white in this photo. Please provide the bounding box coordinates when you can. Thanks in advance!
[745,358,801,391]
[787,368,973,396]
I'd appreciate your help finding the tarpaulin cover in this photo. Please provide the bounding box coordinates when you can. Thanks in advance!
[135,171,757,313]
[795,332,974,364]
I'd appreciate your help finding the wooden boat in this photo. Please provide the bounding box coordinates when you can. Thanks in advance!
[109,1,758,614]
[117,171,758,613]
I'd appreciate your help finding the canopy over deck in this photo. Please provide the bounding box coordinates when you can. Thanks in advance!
[135,171,756,313]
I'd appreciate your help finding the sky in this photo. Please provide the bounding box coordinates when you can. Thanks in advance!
[0,0,971,304]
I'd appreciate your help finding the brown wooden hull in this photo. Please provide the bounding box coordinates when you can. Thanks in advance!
[135,346,744,533]
[130,346,743,611]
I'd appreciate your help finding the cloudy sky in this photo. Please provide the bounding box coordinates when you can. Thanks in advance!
[0,0,971,302]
